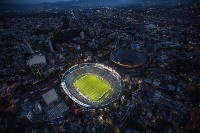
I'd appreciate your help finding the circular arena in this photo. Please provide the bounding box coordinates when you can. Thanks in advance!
[110,49,147,68]
[61,63,124,109]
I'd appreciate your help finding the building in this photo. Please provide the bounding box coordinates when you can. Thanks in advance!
[19,101,45,123]
[19,110,34,122]
[27,54,47,66]
[0,83,8,95]
[145,24,157,32]
[48,40,54,52]
[21,40,33,53]
[14,57,25,70]
[42,89,58,105]
[32,102,42,114]
[44,101,68,121]
[80,31,85,40]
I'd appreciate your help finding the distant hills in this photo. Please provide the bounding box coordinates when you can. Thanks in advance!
[0,0,198,10]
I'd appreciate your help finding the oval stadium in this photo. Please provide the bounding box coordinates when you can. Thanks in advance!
[110,49,147,68]
[61,63,124,109]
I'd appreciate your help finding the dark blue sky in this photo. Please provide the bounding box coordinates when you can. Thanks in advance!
[1,0,72,4]
[0,0,190,4]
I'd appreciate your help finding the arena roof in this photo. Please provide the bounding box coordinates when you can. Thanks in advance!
[110,49,147,68]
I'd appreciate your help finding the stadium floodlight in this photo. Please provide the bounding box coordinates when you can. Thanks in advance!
[61,63,124,109]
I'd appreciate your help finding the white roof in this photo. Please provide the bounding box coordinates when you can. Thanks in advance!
[42,89,58,105]
[27,54,46,66]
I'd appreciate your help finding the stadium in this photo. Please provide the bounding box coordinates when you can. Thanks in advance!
[61,63,124,109]
[110,49,147,68]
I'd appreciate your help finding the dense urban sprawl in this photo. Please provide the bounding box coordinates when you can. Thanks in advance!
[0,2,200,133]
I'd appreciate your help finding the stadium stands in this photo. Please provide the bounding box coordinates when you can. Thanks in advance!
[61,63,124,109]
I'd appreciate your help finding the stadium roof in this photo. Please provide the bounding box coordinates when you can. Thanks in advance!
[110,49,147,68]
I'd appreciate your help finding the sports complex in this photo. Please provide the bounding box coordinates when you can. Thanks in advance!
[110,49,147,68]
[61,63,124,109]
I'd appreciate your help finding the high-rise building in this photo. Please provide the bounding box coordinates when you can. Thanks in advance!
[80,31,85,40]
[19,110,34,122]
[32,102,42,115]
[15,57,24,70]
[22,40,33,53]
[48,40,54,52]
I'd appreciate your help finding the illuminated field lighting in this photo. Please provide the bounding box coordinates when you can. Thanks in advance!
[61,63,124,109]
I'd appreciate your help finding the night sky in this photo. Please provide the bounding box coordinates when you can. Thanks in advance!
[0,0,190,4]
[0,0,73,4]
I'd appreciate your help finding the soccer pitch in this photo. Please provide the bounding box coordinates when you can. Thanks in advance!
[74,74,112,102]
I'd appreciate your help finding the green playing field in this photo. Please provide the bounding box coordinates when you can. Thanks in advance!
[74,73,112,102]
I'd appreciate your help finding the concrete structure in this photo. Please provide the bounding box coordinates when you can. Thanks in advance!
[15,57,24,70]
[19,110,34,122]
[27,54,47,66]
[22,42,33,53]
[44,101,68,121]
[42,89,58,105]
[32,102,42,114]
[48,40,54,52]
[80,31,85,40]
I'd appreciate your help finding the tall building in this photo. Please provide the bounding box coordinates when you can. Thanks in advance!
[80,31,85,40]
[22,40,33,53]
[48,40,54,52]
[15,57,25,70]
[19,101,43,123]
[19,110,34,122]
[32,102,42,115]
